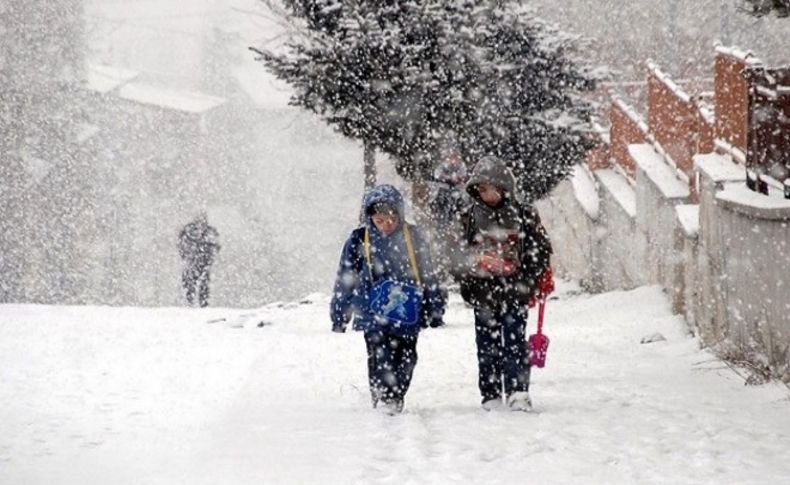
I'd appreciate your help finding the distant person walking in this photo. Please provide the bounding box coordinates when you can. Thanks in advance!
[178,212,220,307]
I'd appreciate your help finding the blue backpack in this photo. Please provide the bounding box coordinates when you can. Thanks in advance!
[363,225,423,329]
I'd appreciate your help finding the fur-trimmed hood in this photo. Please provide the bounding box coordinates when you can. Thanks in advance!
[465,155,519,203]
[362,184,405,228]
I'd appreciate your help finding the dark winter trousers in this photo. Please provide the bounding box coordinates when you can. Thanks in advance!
[474,305,530,402]
[364,330,418,405]
[182,264,211,307]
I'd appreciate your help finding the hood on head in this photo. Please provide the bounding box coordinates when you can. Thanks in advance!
[362,184,405,222]
[433,154,468,184]
[466,155,519,203]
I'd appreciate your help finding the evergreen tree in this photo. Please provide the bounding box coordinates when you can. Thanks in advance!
[742,0,790,17]
[256,0,597,201]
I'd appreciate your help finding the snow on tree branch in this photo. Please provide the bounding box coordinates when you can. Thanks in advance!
[253,0,603,200]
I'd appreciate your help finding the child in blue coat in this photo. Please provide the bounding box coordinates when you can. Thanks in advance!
[331,184,445,415]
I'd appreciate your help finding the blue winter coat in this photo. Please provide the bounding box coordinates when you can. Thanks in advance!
[330,185,445,336]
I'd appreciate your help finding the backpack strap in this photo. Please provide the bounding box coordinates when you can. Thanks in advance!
[458,208,474,244]
[363,225,421,285]
[363,228,373,280]
[402,224,422,286]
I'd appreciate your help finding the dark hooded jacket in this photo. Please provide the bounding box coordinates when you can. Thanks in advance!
[178,218,220,267]
[455,156,552,310]
[330,184,445,335]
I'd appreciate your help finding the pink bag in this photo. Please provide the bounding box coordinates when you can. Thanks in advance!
[528,300,550,368]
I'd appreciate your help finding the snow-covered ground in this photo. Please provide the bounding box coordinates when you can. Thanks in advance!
[2,283,789,484]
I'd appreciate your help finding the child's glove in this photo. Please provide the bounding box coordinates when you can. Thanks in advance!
[422,308,445,329]
[476,253,516,276]
[331,323,347,333]
[538,265,555,295]
[528,266,555,308]
[429,318,446,328]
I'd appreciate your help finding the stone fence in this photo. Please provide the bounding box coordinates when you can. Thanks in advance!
[538,45,790,381]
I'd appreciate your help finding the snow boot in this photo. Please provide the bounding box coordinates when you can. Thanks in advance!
[507,392,533,412]
[481,397,505,412]
[378,399,403,416]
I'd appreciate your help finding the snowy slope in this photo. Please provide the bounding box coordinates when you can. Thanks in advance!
[2,284,789,484]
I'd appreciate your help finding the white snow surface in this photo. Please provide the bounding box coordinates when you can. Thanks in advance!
[84,64,139,94]
[693,153,745,184]
[675,204,700,238]
[714,45,763,66]
[629,144,690,200]
[570,164,600,220]
[646,61,691,104]
[595,168,637,219]
[717,184,790,211]
[2,284,790,484]
[118,83,226,114]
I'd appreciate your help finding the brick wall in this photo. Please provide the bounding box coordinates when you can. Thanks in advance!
[744,67,790,181]
[609,99,647,178]
[592,48,772,200]
[544,43,790,383]
[644,63,718,201]
[647,65,696,174]
[713,47,755,155]
[585,116,612,171]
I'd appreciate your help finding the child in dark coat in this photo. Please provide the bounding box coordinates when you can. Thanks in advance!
[455,155,554,412]
[331,184,446,415]
[427,150,469,288]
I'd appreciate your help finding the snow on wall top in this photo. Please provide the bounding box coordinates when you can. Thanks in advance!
[698,104,714,124]
[613,97,649,134]
[675,204,700,238]
[118,83,226,114]
[591,119,611,145]
[713,139,747,165]
[628,144,690,200]
[647,141,690,184]
[85,64,139,94]
[715,44,764,67]
[647,60,691,104]
[693,153,745,184]
[570,164,600,220]
[595,168,637,219]
[717,184,790,220]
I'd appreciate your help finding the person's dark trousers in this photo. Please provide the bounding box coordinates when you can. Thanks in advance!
[364,329,418,406]
[183,264,211,307]
[474,305,530,402]
[197,267,211,307]
[183,266,198,305]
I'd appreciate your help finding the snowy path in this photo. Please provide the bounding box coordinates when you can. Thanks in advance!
[2,284,789,484]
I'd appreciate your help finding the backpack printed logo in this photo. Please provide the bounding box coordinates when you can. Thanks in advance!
[369,280,423,327]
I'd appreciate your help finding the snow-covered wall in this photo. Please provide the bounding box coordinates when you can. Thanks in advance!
[537,173,599,291]
[543,151,790,381]
[631,143,691,303]
[595,168,645,289]
[694,154,744,344]
[705,170,790,376]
